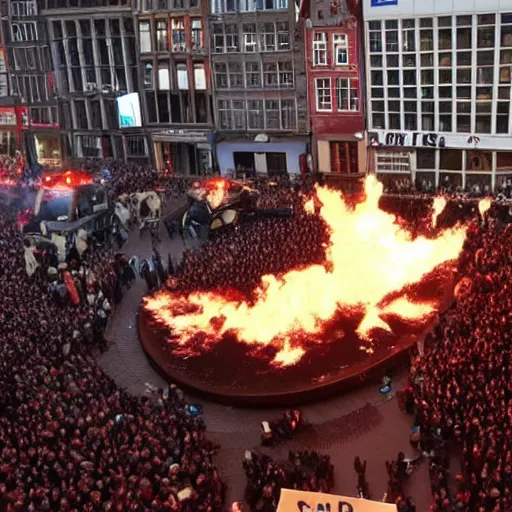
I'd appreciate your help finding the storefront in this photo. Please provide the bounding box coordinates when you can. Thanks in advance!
[369,130,512,193]
[0,108,21,157]
[152,130,213,175]
[216,137,308,177]
[315,137,366,175]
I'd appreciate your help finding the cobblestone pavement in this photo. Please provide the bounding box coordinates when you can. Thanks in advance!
[98,200,432,510]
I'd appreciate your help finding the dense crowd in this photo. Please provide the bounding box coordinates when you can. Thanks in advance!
[405,214,512,511]
[243,450,334,512]
[0,164,225,511]
[5,161,512,511]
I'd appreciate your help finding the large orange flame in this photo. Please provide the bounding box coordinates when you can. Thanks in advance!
[144,177,467,367]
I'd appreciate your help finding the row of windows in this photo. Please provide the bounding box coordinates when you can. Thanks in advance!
[315,78,359,113]
[143,61,206,91]
[368,15,512,55]
[211,0,287,14]
[8,1,37,18]
[211,22,290,54]
[217,98,296,131]
[73,97,119,131]
[11,21,38,42]
[9,46,51,73]
[366,14,512,135]
[214,61,293,90]
[52,18,134,39]
[139,19,203,54]
[312,33,349,66]
[31,106,59,125]
[137,0,198,10]
[145,90,209,124]
[11,75,51,104]
[43,0,131,9]
[376,149,512,175]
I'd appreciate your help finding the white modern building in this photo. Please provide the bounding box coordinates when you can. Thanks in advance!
[362,0,512,192]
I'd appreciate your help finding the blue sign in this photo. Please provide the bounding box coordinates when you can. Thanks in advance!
[371,0,397,6]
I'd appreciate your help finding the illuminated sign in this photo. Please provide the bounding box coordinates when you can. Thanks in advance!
[371,0,397,5]
[116,93,142,128]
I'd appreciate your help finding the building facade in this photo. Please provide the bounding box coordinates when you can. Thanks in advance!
[135,0,213,175]
[363,0,512,193]
[209,0,309,176]
[0,0,62,165]
[41,0,147,163]
[303,0,365,175]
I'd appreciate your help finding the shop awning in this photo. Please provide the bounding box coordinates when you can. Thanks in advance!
[152,130,212,144]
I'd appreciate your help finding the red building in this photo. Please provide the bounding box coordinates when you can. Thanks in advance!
[302,0,365,175]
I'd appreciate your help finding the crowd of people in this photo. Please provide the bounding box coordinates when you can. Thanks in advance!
[0,164,226,511]
[404,212,512,511]
[4,160,512,511]
[243,450,334,512]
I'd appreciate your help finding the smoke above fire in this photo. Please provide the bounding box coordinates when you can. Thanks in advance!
[144,177,469,367]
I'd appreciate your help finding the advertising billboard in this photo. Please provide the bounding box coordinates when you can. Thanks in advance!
[117,93,142,128]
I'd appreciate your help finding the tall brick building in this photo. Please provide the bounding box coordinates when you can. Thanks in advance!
[301,0,365,175]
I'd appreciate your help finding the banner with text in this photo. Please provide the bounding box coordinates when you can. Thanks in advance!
[277,489,396,512]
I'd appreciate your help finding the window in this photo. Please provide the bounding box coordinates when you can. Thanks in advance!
[243,24,257,52]
[264,63,277,86]
[228,63,243,88]
[11,1,37,17]
[158,62,170,90]
[225,24,239,52]
[278,61,293,87]
[246,62,260,88]
[315,78,331,111]
[376,152,410,173]
[212,24,225,53]
[233,100,246,129]
[336,78,358,111]
[440,150,462,170]
[281,99,295,129]
[260,23,275,52]
[156,21,168,52]
[139,21,151,53]
[277,22,290,50]
[313,32,327,65]
[477,27,495,49]
[248,100,263,129]
[194,64,206,89]
[144,62,153,88]
[402,19,415,52]
[214,63,228,88]
[126,136,147,156]
[417,149,435,169]
[265,99,280,129]
[11,22,37,42]
[333,34,348,65]
[385,25,399,52]
[369,26,382,53]
[191,19,203,50]
[176,63,188,89]
[172,18,186,52]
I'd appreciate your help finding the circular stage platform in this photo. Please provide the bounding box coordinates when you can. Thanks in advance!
[138,266,455,407]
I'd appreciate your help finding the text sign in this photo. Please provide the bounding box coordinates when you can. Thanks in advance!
[277,489,396,512]
[384,132,445,148]
[371,0,397,6]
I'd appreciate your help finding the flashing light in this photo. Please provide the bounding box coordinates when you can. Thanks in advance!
[66,177,71,184]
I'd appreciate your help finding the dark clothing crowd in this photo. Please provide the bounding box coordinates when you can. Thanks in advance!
[0,165,225,511]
